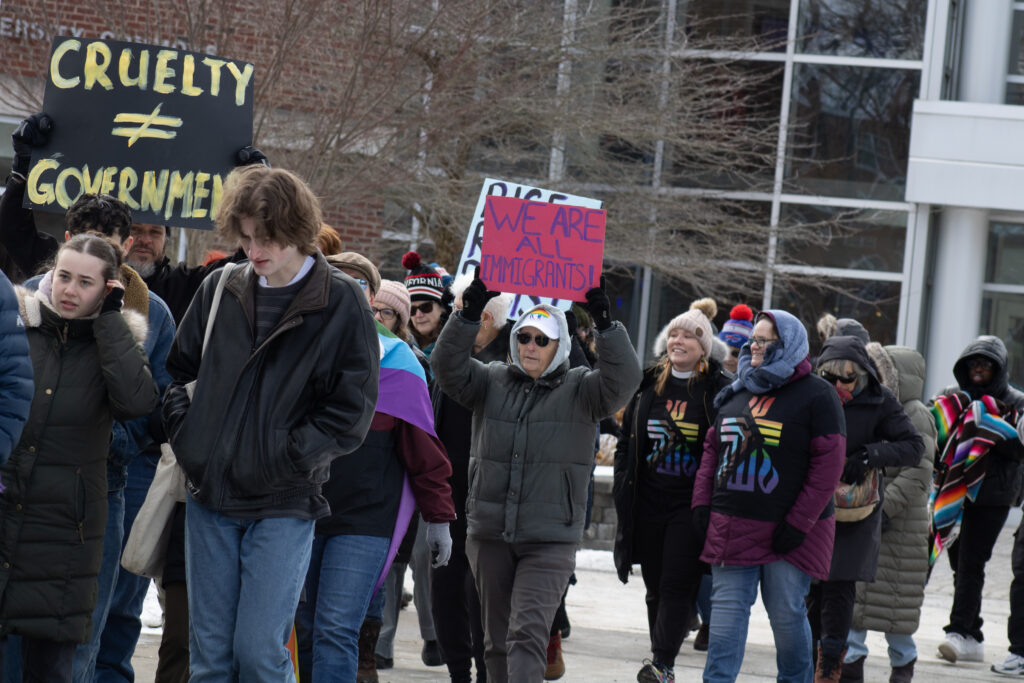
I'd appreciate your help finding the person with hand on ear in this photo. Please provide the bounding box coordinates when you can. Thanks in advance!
[0,233,157,682]
[432,270,641,683]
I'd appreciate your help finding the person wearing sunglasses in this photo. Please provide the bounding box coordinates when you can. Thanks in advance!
[403,251,452,356]
[693,310,846,683]
[809,335,924,682]
[840,343,936,683]
[431,272,641,682]
[930,336,1024,669]
[613,307,731,683]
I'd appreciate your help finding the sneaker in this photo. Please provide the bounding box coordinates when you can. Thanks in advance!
[992,653,1024,676]
[937,632,984,663]
[637,659,674,683]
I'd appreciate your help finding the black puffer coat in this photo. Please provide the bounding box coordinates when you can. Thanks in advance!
[0,286,157,643]
[938,335,1024,506]
[817,336,924,582]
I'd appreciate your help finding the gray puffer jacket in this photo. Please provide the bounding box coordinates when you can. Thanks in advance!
[431,305,642,544]
[852,345,936,635]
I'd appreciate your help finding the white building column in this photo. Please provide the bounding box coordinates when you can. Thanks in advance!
[923,0,1014,396]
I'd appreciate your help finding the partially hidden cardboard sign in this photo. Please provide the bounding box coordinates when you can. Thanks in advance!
[480,196,605,302]
[24,37,254,229]
[457,178,603,318]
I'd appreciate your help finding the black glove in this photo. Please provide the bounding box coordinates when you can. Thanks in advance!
[841,452,870,485]
[771,520,807,555]
[236,145,269,167]
[101,286,124,313]
[11,113,53,177]
[880,511,892,533]
[461,267,499,322]
[583,276,612,331]
[692,505,710,540]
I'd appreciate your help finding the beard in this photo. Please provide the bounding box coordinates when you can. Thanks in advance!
[127,259,157,278]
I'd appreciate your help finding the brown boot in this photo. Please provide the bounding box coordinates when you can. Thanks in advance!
[357,619,381,683]
[838,655,864,683]
[814,645,845,683]
[889,658,915,683]
[544,632,565,680]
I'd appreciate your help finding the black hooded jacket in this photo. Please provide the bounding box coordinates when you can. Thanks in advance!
[938,335,1024,506]
[817,335,924,582]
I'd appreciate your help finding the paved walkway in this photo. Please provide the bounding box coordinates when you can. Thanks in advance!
[130,508,1021,681]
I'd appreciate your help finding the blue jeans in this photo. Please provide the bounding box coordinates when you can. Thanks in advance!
[185,497,314,683]
[294,534,390,682]
[845,628,917,667]
[70,488,126,682]
[95,453,159,682]
[703,561,813,683]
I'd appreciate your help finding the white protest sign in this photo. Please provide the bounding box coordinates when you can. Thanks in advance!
[457,178,603,319]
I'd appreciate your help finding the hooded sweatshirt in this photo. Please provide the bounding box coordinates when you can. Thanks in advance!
[938,335,1024,506]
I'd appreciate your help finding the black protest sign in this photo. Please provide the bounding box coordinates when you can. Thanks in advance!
[24,37,254,230]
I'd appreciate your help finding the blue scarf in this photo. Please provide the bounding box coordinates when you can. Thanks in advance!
[713,309,810,409]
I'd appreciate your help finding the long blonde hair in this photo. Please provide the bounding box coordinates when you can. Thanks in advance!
[653,353,711,395]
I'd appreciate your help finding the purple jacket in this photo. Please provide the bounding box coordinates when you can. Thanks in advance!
[693,362,845,580]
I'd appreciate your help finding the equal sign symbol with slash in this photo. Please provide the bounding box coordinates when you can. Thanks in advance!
[111,103,183,147]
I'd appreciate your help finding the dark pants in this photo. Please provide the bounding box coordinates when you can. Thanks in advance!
[807,580,857,657]
[635,510,704,668]
[466,538,576,683]
[431,521,485,679]
[22,636,75,683]
[95,452,159,682]
[156,582,189,683]
[945,503,1010,642]
[1008,515,1024,656]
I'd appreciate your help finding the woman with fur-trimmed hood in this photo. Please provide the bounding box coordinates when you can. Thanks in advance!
[0,234,157,680]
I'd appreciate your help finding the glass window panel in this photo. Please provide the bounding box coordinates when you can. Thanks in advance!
[679,0,791,51]
[665,61,783,191]
[797,0,927,60]
[778,205,907,272]
[1010,11,1024,75]
[772,276,901,351]
[981,292,1024,390]
[1007,82,1024,106]
[986,222,1024,286]
[785,64,919,201]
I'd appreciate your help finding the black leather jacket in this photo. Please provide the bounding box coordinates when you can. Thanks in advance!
[162,254,380,517]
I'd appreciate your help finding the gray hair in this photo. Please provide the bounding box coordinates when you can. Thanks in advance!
[451,272,513,329]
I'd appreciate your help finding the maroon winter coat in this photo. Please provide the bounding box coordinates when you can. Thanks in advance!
[692,361,846,580]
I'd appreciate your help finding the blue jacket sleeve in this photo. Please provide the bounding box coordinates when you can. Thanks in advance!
[0,271,33,463]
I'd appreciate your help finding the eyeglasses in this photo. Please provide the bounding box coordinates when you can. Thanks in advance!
[750,336,778,348]
[353,278,368,291]
[411,301,435,316]
[372,307,396,320]
[968,358,995,371]
[516,332,553,347]
[820,370,857,384]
